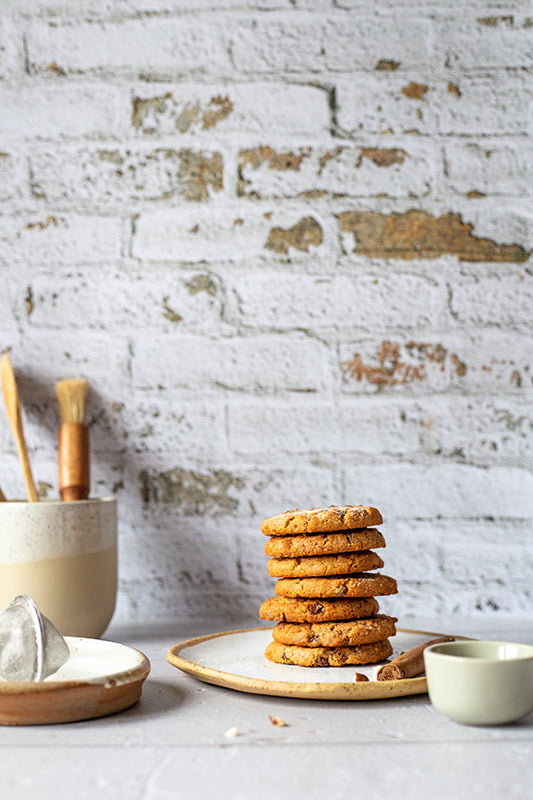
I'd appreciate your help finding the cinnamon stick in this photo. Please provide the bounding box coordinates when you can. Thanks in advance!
[376,636,455,681]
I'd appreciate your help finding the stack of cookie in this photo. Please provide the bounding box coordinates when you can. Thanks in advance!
[259,505,398,667]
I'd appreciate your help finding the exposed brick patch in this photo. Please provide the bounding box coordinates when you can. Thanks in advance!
[186,274,217,296]
[265,217,323,254]
[477,16,514,26]
[343,341,467,388]
[140,467,245,515]
[132,93,233,134]
[317,146,344,175]
[375,59,400,70]
[239,146,309,172]
[45,61,67,76]
[162,297,182,323]
[447,82,462,96]
[132,92,173,130]
[178,150,223,201]
[201,96,233,129]
[337,210,530,262]
[357,148,407,167]
[401,82,428,100]
[26,215,59,231]
[238,146,310,195]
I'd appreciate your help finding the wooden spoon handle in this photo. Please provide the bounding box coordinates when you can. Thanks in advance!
[1,355,39,503]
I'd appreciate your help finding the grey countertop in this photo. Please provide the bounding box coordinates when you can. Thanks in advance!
[1,615,532,799]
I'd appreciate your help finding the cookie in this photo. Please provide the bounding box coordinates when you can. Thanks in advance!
[275,573,398,599]
[259,596,379,623]
[261,505,383,536]
[267,550,384,578]
[272,614,398,647]
[264,528,386,558]
[265,638,393,667]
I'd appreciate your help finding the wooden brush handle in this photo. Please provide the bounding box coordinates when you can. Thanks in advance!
[58,422,90,501]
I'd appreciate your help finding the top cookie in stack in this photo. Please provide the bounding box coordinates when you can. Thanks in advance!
[259,505,398,667]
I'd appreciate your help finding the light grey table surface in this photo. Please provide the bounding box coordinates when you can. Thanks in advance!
[1,615,532,800]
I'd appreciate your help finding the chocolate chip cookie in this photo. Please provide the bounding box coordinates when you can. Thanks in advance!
[272,614,398,647]
[259,596,380,623]
[267,550,384,578]
[265,638,393,667]
[275,573,398,599]
[261,505,383,536]
[264,528,386,558]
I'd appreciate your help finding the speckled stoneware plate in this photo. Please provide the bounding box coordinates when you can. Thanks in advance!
[0,638,151,725]
[167,627,455,700]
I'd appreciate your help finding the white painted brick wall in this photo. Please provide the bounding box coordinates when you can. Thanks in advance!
[0,0,532,624]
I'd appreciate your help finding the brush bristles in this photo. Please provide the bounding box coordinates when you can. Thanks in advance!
[56,378,89,424]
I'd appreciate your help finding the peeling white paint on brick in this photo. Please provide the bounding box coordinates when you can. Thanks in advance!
[0,1,532,622]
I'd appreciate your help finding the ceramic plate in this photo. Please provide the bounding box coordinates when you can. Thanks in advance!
[0,637,151,725]
[167,626,453,700]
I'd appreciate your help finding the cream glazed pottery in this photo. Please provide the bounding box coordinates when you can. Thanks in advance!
[0,498,117,638]
[424,639,533,725]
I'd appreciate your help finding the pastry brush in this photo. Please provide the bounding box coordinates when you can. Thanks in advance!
[56,377,90,501]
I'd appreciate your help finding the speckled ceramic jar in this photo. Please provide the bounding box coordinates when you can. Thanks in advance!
[0,498,117,638]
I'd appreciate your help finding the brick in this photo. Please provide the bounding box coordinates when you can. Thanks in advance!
[417,396,533,465]
[0,214,123,266]
[445,141,533,197]
[0,17,22,80]
[238,141,436,199]
[440,541,533,585]
[132,207,330,263]
[227,398,421,457]
[449,270,533,329]
[226,271,449,331]
[337,209,530,262]
[436,583,532,615]
[131,333,332,394]
[30,146,224,203]
[118,529,241,592]
[0,152,19,202]
[120,398,227,461]
[341,464,533,519]
[231,13,433,72]
[18,268,223,333]
[443,14,533,70]
[0,85,120,138]
[336,74,531,136]
[27,17,232,77]
[340,339,465,394]
[0,284,15,331]
[138,465,336,523]
[340,332,533,395]
[382,520,440,583]
[336,75,439,136]
[437,73,531,135]
[130,83,330,137]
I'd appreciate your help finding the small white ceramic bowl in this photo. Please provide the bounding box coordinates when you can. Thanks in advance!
[424,640,533,726]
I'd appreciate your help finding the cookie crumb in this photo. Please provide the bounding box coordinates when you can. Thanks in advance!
[224,726,239,737]
[269,715,287,727]
[354,672,369,682]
